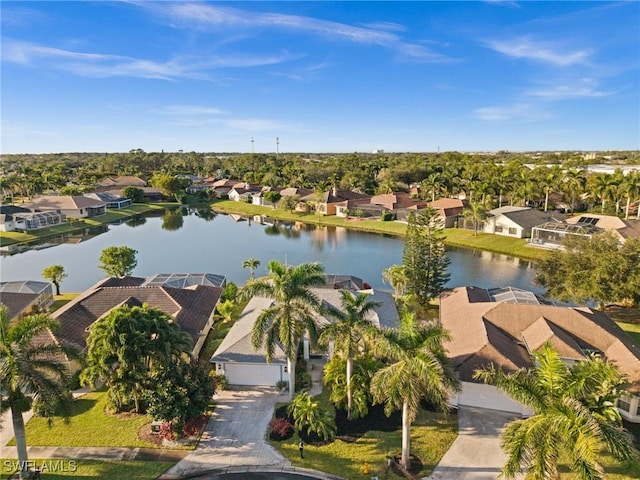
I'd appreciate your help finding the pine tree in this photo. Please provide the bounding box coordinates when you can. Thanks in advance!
[402,207,450,304]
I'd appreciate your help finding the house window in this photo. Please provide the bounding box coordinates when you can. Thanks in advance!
[80,209,84,214]
[508,227,517,236]
[618,397,631,412]
[495,226,503,233]
[636,401,640,416]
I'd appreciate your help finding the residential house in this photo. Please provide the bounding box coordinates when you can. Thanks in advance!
[530,214,640,249]
[51,273,224,360]
[482,206,555,238]
[211,277,398,386]
[277,187,313,212]
[251,186,281,206]
[428,198,468,227]
[84,192,132,209]
[210,179,240,198]
[0,280,55,319]
[301,187,371,216]
[440,286,640,421]
[24,195,107,218]
[228,183,263,202]
[95,176,147,193]
[0,205,66,232]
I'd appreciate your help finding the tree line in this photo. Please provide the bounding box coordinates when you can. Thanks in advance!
[2,150,640,219]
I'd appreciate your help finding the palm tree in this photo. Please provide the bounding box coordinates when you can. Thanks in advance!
[370,311,460,469]
[0,306,75,480]
[538,166,562,212]
[562,169,587,213]
[381,264,408,298]
[319,290,381,420]
[244,260,326,401]
[287,391,336,441]
[41,264,67,296]
[622,171,640,220]
[242,258,261,279]
[463,201,488,236]
[474,344,639,479]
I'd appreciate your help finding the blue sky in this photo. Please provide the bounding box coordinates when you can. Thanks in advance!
[2,1,639,154]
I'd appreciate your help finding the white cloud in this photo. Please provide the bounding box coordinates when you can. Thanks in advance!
[485,36,591,66]
[527,85,613,99]
[474,103,551,122]
[154,3,453,63]
[155,105,226,115]
[2,40,297,80]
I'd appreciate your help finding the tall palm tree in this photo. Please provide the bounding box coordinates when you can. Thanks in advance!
[244,260,326,401]
[622,171,640,220]
[0,306,75,480]
[562,169,587,213]
[474,344,639,480]
[539,166,562,212]
[319,290,382,420]
[463,201,488,236]
[242,257,261,279]
[381,264,408,298]
[371,311,460,469]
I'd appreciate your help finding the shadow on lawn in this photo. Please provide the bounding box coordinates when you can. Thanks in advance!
[70,398,98,416]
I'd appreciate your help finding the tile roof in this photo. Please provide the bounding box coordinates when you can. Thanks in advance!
[25,195,106,211]
[52,279,221,353]
[0,292,39,320]
[500,209,555,230]
[371,192,427,210]
[440,286,640,393]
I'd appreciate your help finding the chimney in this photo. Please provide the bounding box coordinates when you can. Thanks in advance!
[332,186,337,197]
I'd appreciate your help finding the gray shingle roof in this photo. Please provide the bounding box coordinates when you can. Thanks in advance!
[210,296,287,364]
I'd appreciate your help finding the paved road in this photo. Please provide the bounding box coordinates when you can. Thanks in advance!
[427,407,523,480]
[159,387,291,479]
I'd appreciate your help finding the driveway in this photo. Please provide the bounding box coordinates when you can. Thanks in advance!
[160,387,290,479]
[426,407,523,480]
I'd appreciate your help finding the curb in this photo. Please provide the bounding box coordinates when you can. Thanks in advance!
[158,464,347,480]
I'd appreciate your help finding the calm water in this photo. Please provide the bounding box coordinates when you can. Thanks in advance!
[0,209,542,294]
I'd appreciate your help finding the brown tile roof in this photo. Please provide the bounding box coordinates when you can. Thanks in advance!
[280,187,313,197]
[428,198,469,218]
[26,195,106,211]
[0,292,39,320]
[440,286,640,393]
[301,189,371,204]
[52,282,222,353]
[371,192,427,210]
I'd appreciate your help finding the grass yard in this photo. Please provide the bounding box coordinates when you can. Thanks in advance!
[49,293,80,312]
[269,390,457,480]
[211,200,549,261]
[271,409,457,480]
[0,459,173,480]
[617,321,640,344]
[557,451,640,479]
[10,390,158,448]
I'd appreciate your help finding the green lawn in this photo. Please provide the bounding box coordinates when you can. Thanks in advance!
[557,451,640,479]
[0,460,173,480]
[49,293,81,312]
[617,321,640,344]
[269,390,457,480]
[10,390,157,448]
[211,200,549,261]
[0,203,176,247]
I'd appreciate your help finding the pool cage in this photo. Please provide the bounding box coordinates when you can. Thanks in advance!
[529,221,602,249]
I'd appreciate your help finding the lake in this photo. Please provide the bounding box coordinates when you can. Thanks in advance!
[0,208,542,295]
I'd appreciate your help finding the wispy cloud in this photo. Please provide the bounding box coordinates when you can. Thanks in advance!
[145,2,452,63]
[474,103,551,122]
[155,105,226,115]
[1,7,48,26]
[527,84,614,99]
[485,36,591,66]
[2,40,297,80]
[482,0,521,8]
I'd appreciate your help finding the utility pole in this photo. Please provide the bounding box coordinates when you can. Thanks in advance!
[276,136,280,160]
[251,136,254,154]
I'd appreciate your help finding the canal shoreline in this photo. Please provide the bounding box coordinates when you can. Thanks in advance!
[0,200,548,262]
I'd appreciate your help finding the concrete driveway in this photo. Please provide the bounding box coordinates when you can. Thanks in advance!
[426,407,523,480]
[160,387,290,479]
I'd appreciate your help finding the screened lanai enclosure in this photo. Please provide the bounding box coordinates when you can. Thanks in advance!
[529,221,602,249]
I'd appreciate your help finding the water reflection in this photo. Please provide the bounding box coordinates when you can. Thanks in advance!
[0,210,542,296]
[0,225,109,256]
[126,215,147,228]
[161,209,184,231]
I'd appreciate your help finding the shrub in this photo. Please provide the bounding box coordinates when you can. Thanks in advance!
[211,373,229,391]
[296,371,311,391]
[158,421,174,441]
[182,415,207,438]
[269,417,293,440]
[382,212,393,221]
[275,380,288,391]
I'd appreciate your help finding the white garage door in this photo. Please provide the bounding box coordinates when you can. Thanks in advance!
[223,363,284,386]
[455,382,531,415]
